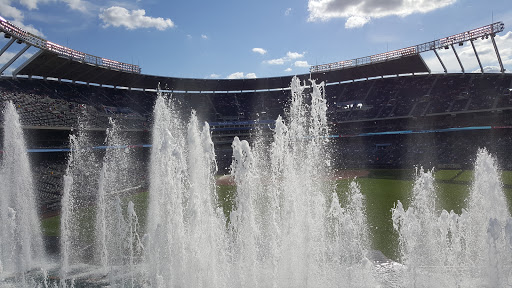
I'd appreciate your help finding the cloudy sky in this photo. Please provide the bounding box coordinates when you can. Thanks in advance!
[0,0,511,79]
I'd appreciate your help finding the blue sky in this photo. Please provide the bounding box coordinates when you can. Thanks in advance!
[0,0,511,79]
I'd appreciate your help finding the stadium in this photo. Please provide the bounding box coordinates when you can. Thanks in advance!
[1,14,512,287]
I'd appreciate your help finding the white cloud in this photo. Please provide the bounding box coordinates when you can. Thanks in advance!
[472,66,501,73]
[424,31,512,73]
[285,67,292,72]
[0,0,45,36]
[227,72,244,79]
[19,0,45,10]
[286,51,304,59]
[294,60,310,67]
[285,8,292,16]
[62,0,88,13]
[308,0,456,29]
[10,19,45,37]
[18,0,88,13]
[265,51,305,65]
[252,47,267,55]
[227,72,257,79]
[0,0,91,37]
[201,34,208,39]
[0,0,24,20]
[266,58,286,65]
[209,73,220,78]
[99,6,175,30]
[345,15,370,29]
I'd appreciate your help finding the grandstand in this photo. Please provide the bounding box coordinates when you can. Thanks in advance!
[0,17,511,213]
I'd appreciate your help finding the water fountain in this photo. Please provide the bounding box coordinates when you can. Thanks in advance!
[60,116,144,287]
[1,76,512,287]
[0,102,46,285]
[392,150,512,286]
[141,76,376,287]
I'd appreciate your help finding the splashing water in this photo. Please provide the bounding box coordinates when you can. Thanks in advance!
[95,119,140,271]
[392,149,512,287]
[60,117,100,286]
[0,102,45,284]
[3,78,512,287]
[60,116,142,286]
[146,96,229,287]
[145,76,376,287]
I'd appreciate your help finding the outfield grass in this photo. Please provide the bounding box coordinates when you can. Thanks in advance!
[335,178,411,261]
[501,171,512,186]
[452,170,474,182]
[433,169,462,181]
[41,169,512,262]
[41,191,150,238]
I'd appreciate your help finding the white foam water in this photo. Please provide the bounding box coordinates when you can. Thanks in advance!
[392,149,512,287]
[60,116,142,287]
[145,96,229,287]
[3,77,512,287]
[145,76,376,287]
[95,119,140,271]
[0,102,45,285]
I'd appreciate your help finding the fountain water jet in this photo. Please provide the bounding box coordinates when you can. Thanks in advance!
[0,101,45,284]
[3,78,512,287]
[145,77,377,287]
[60,118,100,286]
[95,119,141,271]
[146,96,229,287]
[60,116,143,286]
[392,149,512,287]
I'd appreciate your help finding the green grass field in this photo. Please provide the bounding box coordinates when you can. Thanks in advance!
[41,169,512,262]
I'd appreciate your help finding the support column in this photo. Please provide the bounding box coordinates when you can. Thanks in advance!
[0,38,15,57]
[451,44,464,74]
[0,43,30,75]
[434,49,447,74]
[491,34,505,73]
[471,39,484,73]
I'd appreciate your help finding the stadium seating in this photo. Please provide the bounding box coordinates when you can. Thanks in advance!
[1,73,512,214]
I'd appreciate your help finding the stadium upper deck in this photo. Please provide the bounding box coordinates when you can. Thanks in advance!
[0,17,510,134]
[2,17,504,92]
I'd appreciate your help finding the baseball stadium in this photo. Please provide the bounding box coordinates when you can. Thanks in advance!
[0,14,512,287]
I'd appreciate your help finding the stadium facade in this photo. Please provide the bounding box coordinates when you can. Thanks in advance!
[0,17,511,214]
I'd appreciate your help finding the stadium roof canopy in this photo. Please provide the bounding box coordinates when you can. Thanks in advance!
[13,50,428,91]
[0,17,505,92]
